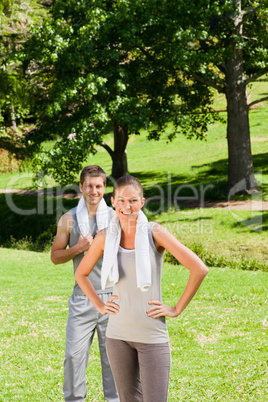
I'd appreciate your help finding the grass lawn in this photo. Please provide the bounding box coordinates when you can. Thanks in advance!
[0,192,267,270]
[0,249,267,401]
[156,208,268,271]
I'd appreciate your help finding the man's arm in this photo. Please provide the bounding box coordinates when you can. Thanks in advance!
[51,211,93,265]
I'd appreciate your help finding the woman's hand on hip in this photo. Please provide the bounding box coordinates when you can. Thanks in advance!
[99,295,120,315]
[146,300,179,318]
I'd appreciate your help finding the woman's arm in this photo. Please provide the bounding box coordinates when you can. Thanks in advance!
[147,224,209,319]
[75,230,119,315]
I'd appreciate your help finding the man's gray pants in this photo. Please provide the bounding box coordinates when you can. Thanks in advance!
[63,292,118,402]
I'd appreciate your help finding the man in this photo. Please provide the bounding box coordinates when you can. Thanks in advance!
[51,165,118,402]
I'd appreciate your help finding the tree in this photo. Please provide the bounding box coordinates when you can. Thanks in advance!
[22,0,220,183]
[21,0,174,182]
[147,0,268,192]
[2,1,267,191]
[0,0,50,157]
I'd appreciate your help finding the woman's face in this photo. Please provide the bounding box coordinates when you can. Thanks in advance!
[111,185,145,224]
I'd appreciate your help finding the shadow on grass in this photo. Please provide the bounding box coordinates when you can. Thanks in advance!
[1,151,267,251]
[232,212,268,233]
[131,161,228,200]
[131,151,267,202]
[0,194,78,251]
[158,216,213,225]
[253,152,268,173]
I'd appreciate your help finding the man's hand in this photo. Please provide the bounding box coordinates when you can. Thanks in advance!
[77,233,94,253]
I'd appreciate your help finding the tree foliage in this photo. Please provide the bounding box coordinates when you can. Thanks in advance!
[0,0,50,158]
[22,0,222,183]
[3,0,267,190]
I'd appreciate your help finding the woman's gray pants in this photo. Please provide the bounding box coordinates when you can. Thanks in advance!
[106,337,171,402]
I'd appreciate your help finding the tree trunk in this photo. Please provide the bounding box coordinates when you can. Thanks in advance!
[224,0,258,193]
[10,103,17,129]
[111,124,128,179]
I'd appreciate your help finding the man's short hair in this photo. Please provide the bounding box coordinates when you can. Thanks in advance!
[80,165,106,186]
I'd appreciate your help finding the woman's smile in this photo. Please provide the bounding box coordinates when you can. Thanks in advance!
[111,185,145,222]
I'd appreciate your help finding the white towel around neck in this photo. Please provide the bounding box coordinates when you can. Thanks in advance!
[101,210,151,292]
[76,197,110,236]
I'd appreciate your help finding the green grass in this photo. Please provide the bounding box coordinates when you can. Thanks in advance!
[0,192,267,270]
[156,208,268,272]
[0,248,267,401]
[165,264,268,401]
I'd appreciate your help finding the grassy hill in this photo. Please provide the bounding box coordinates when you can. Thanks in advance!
[1,106,267,199]
[0,80,267,270]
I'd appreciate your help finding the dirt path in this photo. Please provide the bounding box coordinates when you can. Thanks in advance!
[1,188,267,210]
[178,199,268,210]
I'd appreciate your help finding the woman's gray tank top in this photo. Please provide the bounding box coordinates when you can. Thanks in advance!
[106,222,169,343]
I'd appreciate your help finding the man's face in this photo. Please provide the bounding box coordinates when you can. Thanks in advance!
[79,176,106,207]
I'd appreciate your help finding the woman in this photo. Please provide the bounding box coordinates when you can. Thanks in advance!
[75,175,208,402]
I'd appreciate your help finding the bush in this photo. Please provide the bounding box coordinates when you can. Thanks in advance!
[164,243,268,272]
[0,149,21,174]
